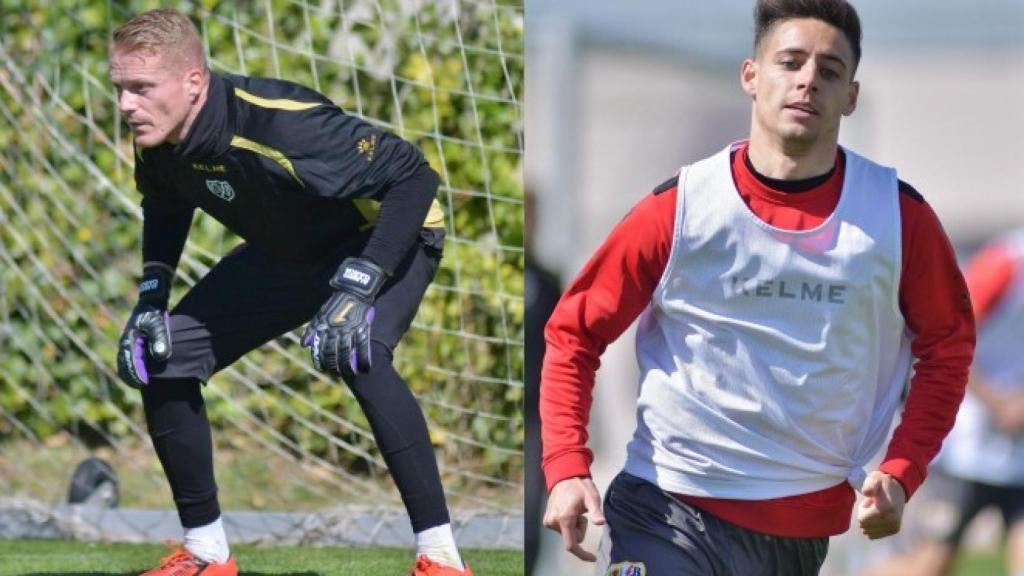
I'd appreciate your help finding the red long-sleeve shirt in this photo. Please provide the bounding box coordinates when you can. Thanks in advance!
[540,144,975,537]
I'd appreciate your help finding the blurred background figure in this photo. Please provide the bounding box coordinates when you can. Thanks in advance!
[863,229,1024,576]
[525,187,563,575]
[526,1,1024,574]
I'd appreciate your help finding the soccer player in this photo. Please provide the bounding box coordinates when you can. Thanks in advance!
[864,229,1024,576]
[540,1,975,574]
[108,9,471,576]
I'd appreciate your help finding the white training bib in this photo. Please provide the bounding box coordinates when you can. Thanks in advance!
[623,142,912,499]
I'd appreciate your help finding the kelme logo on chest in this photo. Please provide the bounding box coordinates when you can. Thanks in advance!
[192,162,227,173]
[729,275,848,304]
[205,179,236,202]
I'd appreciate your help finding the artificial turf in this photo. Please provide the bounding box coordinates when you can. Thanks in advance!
[0,540,522,575]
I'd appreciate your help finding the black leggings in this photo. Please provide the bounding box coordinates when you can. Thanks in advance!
[141,235,449,532]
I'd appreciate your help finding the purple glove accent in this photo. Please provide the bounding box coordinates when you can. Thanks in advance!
[366,307,376,325]
[132,335,149,384]
[349,349,359,373]
[117,301,170,389]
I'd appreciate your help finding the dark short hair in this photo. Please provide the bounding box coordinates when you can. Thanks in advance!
[754,0,862,72]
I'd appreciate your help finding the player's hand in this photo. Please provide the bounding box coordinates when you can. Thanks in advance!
[993,391,1024,435]
[857,470,906,540]
[303,257,387,379]
[543,476,606,562]
[116,269,172,389]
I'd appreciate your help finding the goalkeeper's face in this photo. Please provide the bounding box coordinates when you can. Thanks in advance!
[110,48,201,149]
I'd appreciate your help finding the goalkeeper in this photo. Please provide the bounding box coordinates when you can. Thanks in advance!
[541,1,974,574]
[109,8,471,576]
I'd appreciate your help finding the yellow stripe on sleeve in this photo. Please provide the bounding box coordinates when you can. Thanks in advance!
[234,88,322,111]
[230,135,304,187]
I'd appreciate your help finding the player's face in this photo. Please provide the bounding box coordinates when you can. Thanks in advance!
[110,48,194,148]
[742,18,859,149]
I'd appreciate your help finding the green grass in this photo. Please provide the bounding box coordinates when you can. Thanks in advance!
[951,548,1004,576]
[0,540,522,575]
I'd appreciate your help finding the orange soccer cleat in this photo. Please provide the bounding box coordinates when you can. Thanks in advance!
[408,555,474,576]
[138,547,238,576]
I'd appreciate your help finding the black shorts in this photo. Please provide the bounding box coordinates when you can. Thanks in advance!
[601,472,829,576]
[912,469,1024,546]
[145,231,442,382]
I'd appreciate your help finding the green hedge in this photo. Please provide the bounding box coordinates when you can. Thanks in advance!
[0,0,523,496]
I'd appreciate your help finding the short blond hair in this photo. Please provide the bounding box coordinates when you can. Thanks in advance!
[112,8,206,71]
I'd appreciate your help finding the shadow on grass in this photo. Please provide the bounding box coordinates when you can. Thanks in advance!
[18,569,323,573]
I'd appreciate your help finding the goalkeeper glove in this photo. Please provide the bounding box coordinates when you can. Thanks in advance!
[116,268,172,388]
[303,257,387,379]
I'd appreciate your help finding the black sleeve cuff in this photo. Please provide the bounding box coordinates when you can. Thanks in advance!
[360,163,440,274]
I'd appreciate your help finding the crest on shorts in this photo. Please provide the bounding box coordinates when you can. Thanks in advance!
[606,561,646,576]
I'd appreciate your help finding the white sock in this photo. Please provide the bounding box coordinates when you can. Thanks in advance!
[415,523,463,570]
[184,516,231,564]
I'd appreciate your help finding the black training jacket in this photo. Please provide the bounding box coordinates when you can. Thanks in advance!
[134,72,444,271]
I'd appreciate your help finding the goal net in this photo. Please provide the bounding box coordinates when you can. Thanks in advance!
[0,0,522,547]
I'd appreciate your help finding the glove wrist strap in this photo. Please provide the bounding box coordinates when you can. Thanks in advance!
[137,267,171,310]
[329,257,387,300]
